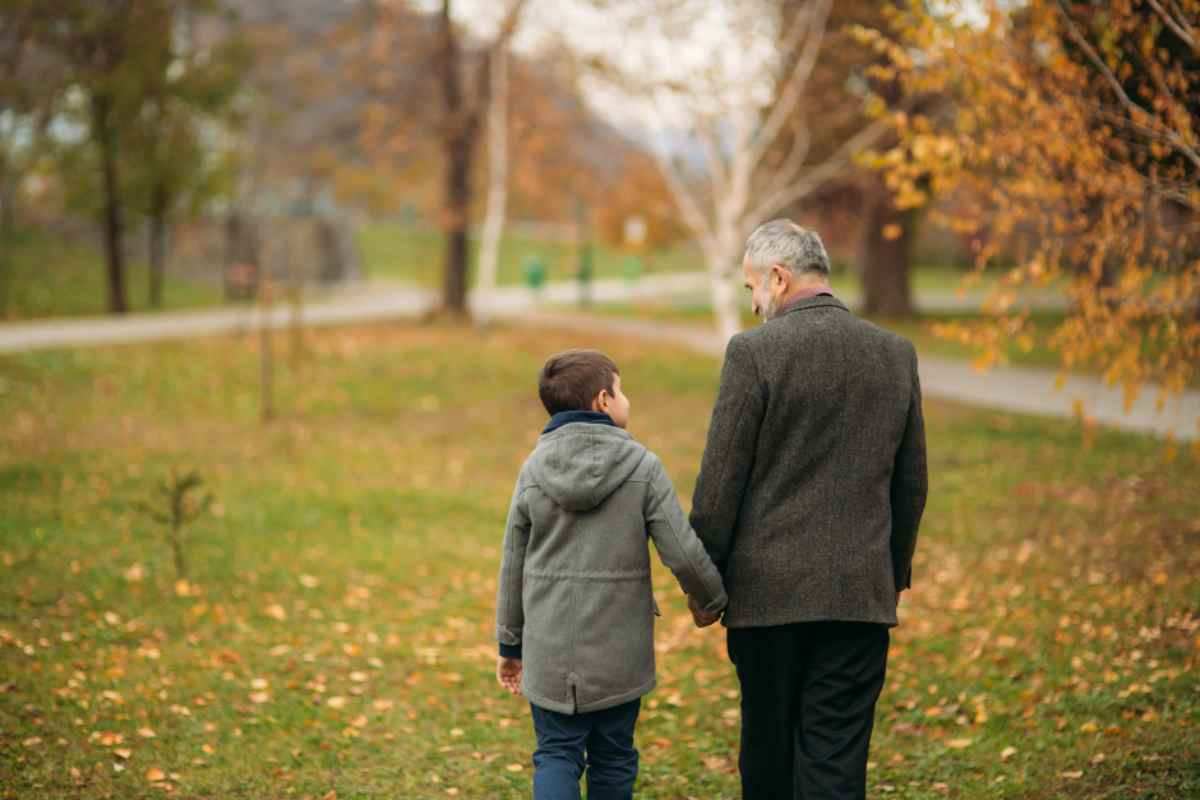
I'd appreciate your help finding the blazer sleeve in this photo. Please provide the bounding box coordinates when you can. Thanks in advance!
[890,346,928,590]
[689,334,766,573]
[644,456,728,614]
[495,479,531,658]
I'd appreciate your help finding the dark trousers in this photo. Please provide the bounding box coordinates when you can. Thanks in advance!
[727,621,889,800]
[529,698,640,800]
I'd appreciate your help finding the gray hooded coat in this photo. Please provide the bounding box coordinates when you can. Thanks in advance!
[495,420,727,714]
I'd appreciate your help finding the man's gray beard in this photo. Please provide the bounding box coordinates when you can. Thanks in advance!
[759,292,781,321]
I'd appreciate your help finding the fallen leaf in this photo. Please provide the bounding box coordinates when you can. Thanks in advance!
[1000,746,1017,761]
[137,728,156,739]
[114,748,132,760]
[946,738,973,749]
[1061,770,1083,780]
[146,767,166,782]
[326,696,348,709]
[505,763,524,772]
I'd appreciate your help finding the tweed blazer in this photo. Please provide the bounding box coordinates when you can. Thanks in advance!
[689,295,927,628]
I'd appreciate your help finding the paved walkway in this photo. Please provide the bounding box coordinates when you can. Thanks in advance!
[1,275,1193,440]
[515,311,1200,442]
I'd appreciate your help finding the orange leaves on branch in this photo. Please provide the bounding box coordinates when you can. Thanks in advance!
[874,0,1200,428]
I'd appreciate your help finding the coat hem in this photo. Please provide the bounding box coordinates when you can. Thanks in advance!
[722,610,899,629]
[524,678,656,716]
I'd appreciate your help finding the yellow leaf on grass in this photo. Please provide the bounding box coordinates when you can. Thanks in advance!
[137,728,156,739]
[265,603,287,621]
[1000,746,1017,761]
[1061,770,1083,780]
[505,764,524,772]
[946,738,973,749]
[326,696,348,709]
[114,748,132,760]
[1079,720,1099,733]
[145,768,166,782]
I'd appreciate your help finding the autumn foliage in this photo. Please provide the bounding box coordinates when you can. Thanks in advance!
[866,0,1200,432]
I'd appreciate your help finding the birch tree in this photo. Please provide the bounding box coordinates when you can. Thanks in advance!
[584,0,891,340]
[476,43,508,293]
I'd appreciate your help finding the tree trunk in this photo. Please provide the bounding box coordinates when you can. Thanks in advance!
[0,156,15,235]
[705,234,743,344]
[437,0,478,317]
[477,45,508,294]
[92,94,128,314]
[148,181,168,308]
[859,180,915,317]
[442,135,472,315]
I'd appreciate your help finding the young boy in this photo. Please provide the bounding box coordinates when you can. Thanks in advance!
[495,349,727,800]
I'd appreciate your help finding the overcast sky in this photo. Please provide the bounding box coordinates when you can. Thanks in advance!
[410,0,990,137]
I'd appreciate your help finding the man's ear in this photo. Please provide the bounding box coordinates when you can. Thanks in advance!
[771,263,790,289]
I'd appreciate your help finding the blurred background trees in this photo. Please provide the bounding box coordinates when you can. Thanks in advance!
[0,0,1195,417]
[873,0,1199,412]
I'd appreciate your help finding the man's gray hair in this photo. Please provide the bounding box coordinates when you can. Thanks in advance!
[744,219,830,276]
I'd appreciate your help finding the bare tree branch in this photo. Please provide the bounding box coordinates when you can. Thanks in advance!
[656,150,714,245]
[1147,0,1197,53]
[748,0,832,168]
[1056,0,1200,173]
[754,119,811,208]
[747,116,890,224]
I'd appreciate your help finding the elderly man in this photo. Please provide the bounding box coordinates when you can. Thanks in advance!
[689,219,928,799]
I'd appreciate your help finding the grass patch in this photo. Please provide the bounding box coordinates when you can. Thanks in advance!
[359,223,700,287]
[0,229,224,321]
[0,322,1196,799]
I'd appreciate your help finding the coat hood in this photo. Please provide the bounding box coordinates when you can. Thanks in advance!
[528,423,647,512]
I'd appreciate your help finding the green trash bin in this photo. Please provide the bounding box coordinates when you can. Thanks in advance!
[623,255,644,284]
[577,244,594,307]
[522,255,547,294]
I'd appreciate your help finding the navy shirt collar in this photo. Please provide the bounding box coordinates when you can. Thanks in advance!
[542,410,616,435]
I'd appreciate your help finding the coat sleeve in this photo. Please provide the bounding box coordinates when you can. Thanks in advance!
[688,334,766,573]
[890,346,928,590]
[495,479,531,658]
[645,456,728,614]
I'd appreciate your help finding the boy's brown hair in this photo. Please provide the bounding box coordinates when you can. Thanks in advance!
[538,350,620,415]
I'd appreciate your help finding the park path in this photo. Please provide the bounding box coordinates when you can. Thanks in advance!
[0,274,1193,440]
[513,311,1200,443]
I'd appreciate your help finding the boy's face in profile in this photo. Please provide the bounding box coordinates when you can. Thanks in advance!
[592,374,631,429]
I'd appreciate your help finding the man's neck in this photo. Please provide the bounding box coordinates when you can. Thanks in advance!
[778,280,833,311]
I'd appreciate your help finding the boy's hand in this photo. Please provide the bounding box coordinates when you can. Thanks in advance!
[496,657,522,696]
[688,596,721,628]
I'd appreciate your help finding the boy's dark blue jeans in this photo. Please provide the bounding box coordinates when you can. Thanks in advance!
[530,698,640,800]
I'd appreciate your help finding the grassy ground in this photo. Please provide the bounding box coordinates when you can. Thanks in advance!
[358,223,701,287]
[1,323,1197,799]
[358,222,987,294]
[0,229,224,321]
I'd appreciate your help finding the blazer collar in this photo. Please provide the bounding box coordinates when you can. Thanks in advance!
[779,293,849,316]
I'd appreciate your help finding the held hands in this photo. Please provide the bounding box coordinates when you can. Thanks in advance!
[688,595,722,628]
[496,657,523,696]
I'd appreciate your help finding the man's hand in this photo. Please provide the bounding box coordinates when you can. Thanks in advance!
[496,657,522,696]
[688,596,722,628]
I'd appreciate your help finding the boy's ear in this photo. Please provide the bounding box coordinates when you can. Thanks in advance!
[591,389,609,413]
